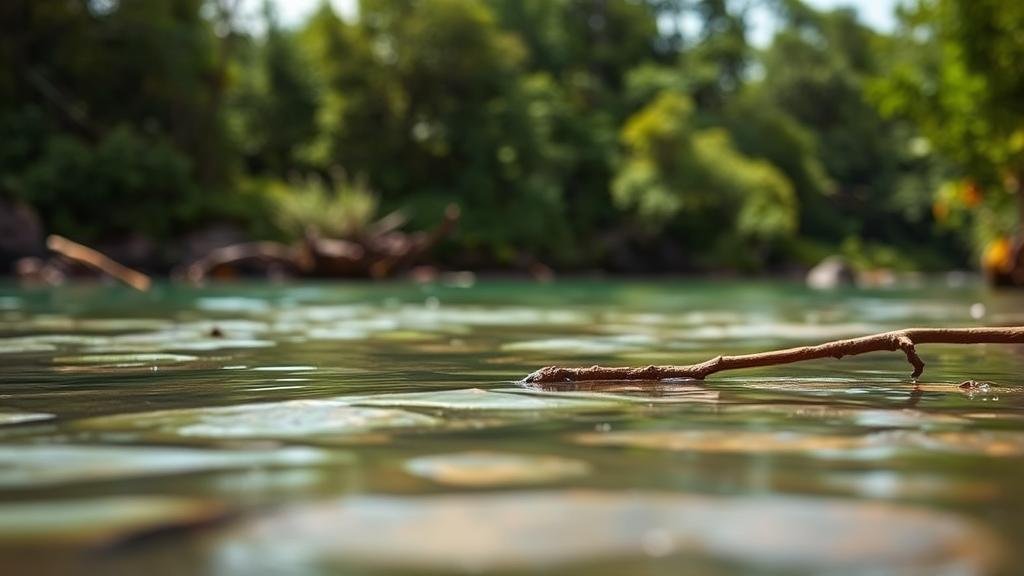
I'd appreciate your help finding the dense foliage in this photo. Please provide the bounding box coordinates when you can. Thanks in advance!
[871,0,1024,266]
[2,0,1017,272]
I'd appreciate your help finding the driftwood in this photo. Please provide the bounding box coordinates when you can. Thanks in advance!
[183,241,309,283]
[365,204,461,278]
[184,204,460,282]
[45,234,151,291]
[522,326,1024,384]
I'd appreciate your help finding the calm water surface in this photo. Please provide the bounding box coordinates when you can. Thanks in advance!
[0,279,1022,575]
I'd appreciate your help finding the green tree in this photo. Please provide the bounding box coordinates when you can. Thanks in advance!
[298,0,583,263]
[18,126,197,241]
[0,0,241,243]
[485,0,665,263]
[230,2,319,176]
[613,91,797,269]
[871,0,1024,259]
[719,92,838,246]
[751,0,953,265]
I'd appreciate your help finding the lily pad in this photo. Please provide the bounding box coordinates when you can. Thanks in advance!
[75,400,439,440]
[404,452,590,487]
[211,490,1001,573]
[0,496,225,548]
[0,444,334,488]
[347,388,618,411]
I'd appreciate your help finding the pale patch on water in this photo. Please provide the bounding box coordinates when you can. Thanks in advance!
[498,385,720,405]
[0,411,52,426]
[0,496,225,549]
[404,451,590,487]
[345,388,620,411]
[196,297,271,313]
[54,353,199,365]
[502,337,650,355]
[680,322,883,341]
[574,428,1024,459]
[75,400,439,441]
[0,445,334,487]
[822,471,999,502]
[210,490,1002,573]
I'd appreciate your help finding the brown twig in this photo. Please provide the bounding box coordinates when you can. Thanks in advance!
[521,327,1024,384]
[46,234,151,291]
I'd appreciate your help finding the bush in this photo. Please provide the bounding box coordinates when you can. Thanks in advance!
[15,126,201,241]
[612,91,798,268]
[265,172,378,239]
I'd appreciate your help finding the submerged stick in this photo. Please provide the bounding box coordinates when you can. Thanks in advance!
[46,234,151,291]
[521,326,1024,384]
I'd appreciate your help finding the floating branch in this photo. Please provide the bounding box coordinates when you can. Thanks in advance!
[521,327,1024,384]
[46,234,151,291]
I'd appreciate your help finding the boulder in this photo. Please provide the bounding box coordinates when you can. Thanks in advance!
[806,255,855,290]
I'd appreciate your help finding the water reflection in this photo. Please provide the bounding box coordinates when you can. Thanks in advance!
[0,280,1020,574]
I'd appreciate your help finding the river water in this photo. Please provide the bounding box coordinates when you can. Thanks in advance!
[0,279,1021,575]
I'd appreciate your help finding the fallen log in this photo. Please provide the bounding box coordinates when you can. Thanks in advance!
[184,203,461,282]
[46,234,151,291]
[521,326,1024,384]
[183,241,308,283]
